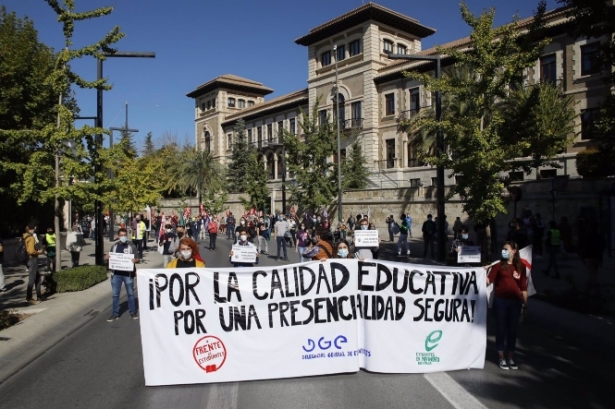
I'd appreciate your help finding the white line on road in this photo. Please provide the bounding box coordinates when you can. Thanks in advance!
[205,382,238,409]
[423,372,489,409]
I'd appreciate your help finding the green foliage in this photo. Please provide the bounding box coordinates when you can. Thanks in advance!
[46,265,108,293]
[576,149,615,178]
[226,119,251,193]
[169,147,226,203]
[240,148,269,211]
[120,130,138,159]
[341,140,370,191]
[143,132,155,157]
[403,1,549,225]
[283,103,337,213]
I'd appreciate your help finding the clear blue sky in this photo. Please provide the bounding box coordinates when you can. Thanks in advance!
[5,0,559,150]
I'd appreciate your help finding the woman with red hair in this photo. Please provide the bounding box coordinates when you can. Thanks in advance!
[165,238,205,268]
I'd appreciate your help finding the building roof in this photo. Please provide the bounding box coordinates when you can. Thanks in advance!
[375,5,573,83]
[222,89,309,126]
[186,74,274,99]
[295,2,436,46]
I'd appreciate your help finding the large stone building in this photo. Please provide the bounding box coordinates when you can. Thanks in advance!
[186,3,611,214]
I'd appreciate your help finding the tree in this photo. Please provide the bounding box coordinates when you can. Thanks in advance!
[240,148,269,211]
[226,119,251,192]
[283,104,337,213]
[143,131,155,157]
[169,146,226,206]
[403,1,549,225]
[120,130,138,159]
[341,140,370,191]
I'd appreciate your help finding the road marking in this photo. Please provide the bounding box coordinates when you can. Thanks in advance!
[423,372,489,409]
[206,382,238,409]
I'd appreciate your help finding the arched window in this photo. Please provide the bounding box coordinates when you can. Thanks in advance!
[204,131,211,153]
[333,93,345,124]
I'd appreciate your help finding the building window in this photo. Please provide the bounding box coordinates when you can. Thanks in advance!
[385,93,395,116]
[212,98,216,108]
[581,108,599,140]
[319,109,328,126]
[227,97,235,108]
[539,169,557,179]
[267,123,273,142]
[383,39,393,54]
[540,54,556,84]
[200,103,205,111]
[410,178,421,188]
[407,144,422,167]
[257,127,263,148]
[409,88,420,112]
[247,129,252,145]
[431,177,438,187]
[455,175,464,185]
[351,101,362,120]
[321,50,331,67]
[289,118,296,134]
[385,139,395,169]
[278,121,284,138]
[227,134,232,150]
[333,93,345,123]
[581,43,600,76]
[336,45,346,62]
[247,100,254,107]
[204,131,211,153]
[397,44,407,55]
[509,171,524,182]
[238,99,245,109]
[267,153,275,180]
[349,39,361,56]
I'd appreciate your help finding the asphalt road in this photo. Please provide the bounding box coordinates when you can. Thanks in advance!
[0,236,612,409]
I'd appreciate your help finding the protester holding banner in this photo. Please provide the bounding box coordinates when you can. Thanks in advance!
[105,228,140,321]
[486,241,528,370]
[448,225,476,266]
[353,218,379,260]
[166,238,205,268]
[229,233,259,268]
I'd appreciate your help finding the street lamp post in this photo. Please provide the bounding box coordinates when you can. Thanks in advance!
[94,51,155,266]
[387,53,446,262]
[333,44,343,223]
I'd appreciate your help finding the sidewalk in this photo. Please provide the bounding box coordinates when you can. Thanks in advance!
[0,236,164,383]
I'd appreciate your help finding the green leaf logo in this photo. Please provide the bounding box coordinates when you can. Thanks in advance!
[425,330,443,352]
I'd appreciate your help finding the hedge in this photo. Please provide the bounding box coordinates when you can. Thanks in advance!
[45,265,108,293]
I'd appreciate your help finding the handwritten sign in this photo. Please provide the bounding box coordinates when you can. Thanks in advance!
[353,230,379,247]
[109,252,134,272]
[231,245,257,263]
[457,246,481,263]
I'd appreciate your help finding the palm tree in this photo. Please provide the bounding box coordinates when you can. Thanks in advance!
[170,147,226,206]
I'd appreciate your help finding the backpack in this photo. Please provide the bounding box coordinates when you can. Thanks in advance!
[17,234,30,265]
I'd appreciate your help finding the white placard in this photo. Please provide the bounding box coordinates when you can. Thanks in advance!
[137,260,487,386]
[231,245,256,263]
[457,246,481,263]
[353,230,379,247]
[109,252,134,272]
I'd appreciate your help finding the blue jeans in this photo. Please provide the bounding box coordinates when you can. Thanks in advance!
[298,246,307,262]
[492,297,522,353]
[397,234,409,254]
[276,236,288,259]
[227,225,235,240]
[111,274,136,316]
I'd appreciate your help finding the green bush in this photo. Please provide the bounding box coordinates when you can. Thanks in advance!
[46,265,108,293]
[576,149,615,178]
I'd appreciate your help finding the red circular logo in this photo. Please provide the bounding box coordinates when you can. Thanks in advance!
[193,335,227,373]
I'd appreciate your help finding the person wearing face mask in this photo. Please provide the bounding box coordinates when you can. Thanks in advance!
[335,240,354,259]
[207,217,219,250]
[105,228,140,321]
[257,218,269,255]
[295,223,311,262]
[166,238,205,268]
[353,218,377,261]
[235,218,249,244]
[449,225,475,266]
[168,226,186,259]
[485,241,528,370]
[273,215,290,261]
[302,229,334,260]
[229,233,260,267]
[160,224,176,266]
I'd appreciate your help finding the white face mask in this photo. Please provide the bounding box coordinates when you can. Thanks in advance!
[240,221,245,225]
[180,250,192,260]
[240,235,248,242]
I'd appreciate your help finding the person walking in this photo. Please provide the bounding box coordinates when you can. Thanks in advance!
[274,215,290,261]
[23,223,44,304]
[166,238,205,268]
[90,217,96,241]
[421,214,436,259]
[132,214,147,260]
[226,212,236,240]
[160,224,177,267]
[44,226,57,273]
[207,217,219,250]
[257,217,269,255]
[295,222,310,262]
[543,220,561,279]
[486,241,528,370]
[105,228,140,321]
[229,232,259,268]
[397,214,411,257]
[66,225,83,268]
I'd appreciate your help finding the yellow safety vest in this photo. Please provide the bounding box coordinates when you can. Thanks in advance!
[45,233,56,246]
[550,229,561,246]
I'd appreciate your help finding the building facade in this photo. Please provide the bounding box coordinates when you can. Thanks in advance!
[186,3,610,212]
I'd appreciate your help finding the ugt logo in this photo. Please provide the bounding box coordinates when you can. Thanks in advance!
[425,330,443,352]
[302,335,348,352]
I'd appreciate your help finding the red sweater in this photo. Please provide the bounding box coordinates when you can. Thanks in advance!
[488,262,527,300]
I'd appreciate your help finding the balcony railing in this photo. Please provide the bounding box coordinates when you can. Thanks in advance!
[375,158,399,170]
[338,118,363,130]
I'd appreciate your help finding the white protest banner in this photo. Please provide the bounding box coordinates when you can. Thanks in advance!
[231,245,257,263]
[137,260,487,386]
[353,230,379,247]
[457,246,481,263]
[108,252,134,272]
